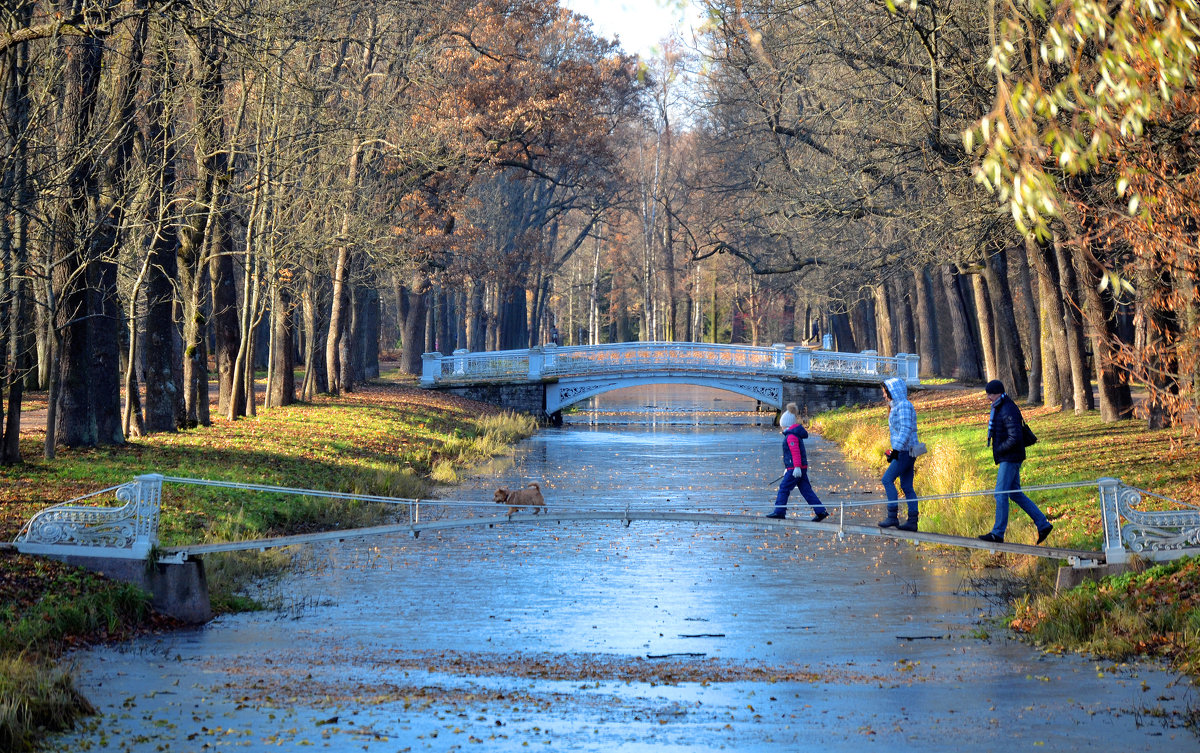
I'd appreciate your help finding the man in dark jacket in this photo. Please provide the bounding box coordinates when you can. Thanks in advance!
[978,380,1053,544]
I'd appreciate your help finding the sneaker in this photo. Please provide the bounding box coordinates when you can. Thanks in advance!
[811,512,829,523]
[1036,524,1054,544]
[978,532,1004,543]
[897,519,918,532]
[877,518,899,528]
[765,512,786,519]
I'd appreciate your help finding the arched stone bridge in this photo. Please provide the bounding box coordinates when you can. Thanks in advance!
[420,342,922,419]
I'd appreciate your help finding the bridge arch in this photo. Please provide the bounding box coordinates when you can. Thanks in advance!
[546,374,783,414]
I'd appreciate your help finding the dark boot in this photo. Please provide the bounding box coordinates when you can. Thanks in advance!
[897,516,918,532]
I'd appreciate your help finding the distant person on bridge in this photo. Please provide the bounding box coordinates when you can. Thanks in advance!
[878,377,920,532]
[978,380,1053,545]
[766,403,830,522]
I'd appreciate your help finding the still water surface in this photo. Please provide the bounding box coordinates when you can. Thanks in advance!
[52,386,1196,751]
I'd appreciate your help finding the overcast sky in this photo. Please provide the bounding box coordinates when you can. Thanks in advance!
[561,0,705,60]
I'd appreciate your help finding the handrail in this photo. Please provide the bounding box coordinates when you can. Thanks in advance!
[14,474,1200,566]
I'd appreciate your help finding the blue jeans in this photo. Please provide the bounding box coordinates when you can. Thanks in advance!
[992,461,1049,537]
[882,450,917,519]
[774,468,827,516]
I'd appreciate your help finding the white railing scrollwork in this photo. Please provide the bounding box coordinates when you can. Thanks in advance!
[14,474,164,559]
[421,342,921,388]
[1098,477,1200,564]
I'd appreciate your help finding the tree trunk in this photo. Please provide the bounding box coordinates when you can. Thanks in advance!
[143,59,182,433]
[267,278,295,408]
[939,265,982,381]
[363,286,380,379]
[210,218,241,416]
[50,20,123,449]
[1072,245,1131,421]
[466,279,487,351]
[1012,238,1043,405]
[892,276,916,355]
[400,276,429,374]
[300,274,328,399]
[969,271,997,380]
[436,287,452,355]
[983,246,1028,397]
[1028,237,1070,408]
[829,310,856,352]
[912,267,940,376]
[1052,236,1093,413]
[499,284,528,349]
[872,284,894,356]
[1,24,31,463]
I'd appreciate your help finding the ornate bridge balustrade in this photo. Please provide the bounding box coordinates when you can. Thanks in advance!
[422,342,920,387]
[421,342,920,417]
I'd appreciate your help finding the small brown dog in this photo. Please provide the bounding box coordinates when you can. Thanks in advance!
[494,483,545,515]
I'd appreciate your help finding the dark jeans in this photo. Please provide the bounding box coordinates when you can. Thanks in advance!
[882,450,917,519]
[991,461,1049,537]
[773,468,827,517]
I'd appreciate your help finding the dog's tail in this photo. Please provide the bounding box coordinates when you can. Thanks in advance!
[524,482,541,491]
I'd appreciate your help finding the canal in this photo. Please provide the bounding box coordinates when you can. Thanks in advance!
[51,386,1196,751]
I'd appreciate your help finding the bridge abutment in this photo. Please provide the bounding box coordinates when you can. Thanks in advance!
[1055,562,1134,592]
[782,380,885,417]
[439,382,551,422]
[46,553,212,624]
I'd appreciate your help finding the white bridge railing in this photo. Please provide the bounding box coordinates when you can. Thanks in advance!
[421,342,921,387]
[12,474,1200,566]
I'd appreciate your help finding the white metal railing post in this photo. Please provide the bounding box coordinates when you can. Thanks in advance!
[528,346,545,380]
[772,343,788,370]
[542,342,557,373]
[131,473,164,558]
[861,349,877,375]
[1098,477,1128,564]
[906,354,921,385]
[420,352,443,386]
[793,346,812,378]
[452,348,469,376]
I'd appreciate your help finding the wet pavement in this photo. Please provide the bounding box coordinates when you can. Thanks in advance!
[50,386,1197,751]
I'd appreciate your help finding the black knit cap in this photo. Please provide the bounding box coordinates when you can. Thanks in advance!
[984,379,1005,394]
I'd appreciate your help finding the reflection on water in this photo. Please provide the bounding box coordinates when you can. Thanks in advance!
[50,386,1197,752]
[573,383,770,425]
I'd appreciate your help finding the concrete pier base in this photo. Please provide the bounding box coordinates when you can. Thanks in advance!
[50,554,212,624]
[1055,562,1133,593]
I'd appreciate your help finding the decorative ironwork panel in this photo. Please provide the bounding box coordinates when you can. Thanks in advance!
[729,381,782,405]
[557,381,621,404]
[14,474,162,559]
[810,351,900,378]
[439,352,529,381]
[1115,482,1200,558]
